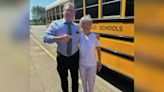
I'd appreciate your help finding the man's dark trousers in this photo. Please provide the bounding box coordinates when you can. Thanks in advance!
[57,51,79,92]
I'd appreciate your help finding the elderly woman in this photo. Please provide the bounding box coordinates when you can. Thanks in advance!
[79,15,102,92]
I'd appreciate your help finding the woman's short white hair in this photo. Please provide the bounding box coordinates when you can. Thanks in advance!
[79,15,92,26]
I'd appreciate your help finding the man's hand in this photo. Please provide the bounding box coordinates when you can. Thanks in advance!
[61,34,72,42]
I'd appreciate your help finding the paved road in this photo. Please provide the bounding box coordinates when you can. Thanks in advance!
[30,25,122,92]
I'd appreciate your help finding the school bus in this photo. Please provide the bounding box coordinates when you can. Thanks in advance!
[45,0,134,90]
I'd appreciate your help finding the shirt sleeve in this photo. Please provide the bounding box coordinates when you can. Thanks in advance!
[43,21,58,44]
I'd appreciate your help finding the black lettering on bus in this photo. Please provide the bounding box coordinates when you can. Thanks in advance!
[119,26,123,31]
[100,25,123,31]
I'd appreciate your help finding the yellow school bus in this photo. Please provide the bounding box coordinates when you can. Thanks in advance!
[45,0,134,91]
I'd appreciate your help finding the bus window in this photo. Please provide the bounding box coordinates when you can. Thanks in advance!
[74,0,83,9]
[86,0,98,18]
[102,1,121,17]
[103,0,115,3]
[125,0,134,16]
[86,6,98,18]
[86,0,98,6]
[76,9,83,19]
[74,0,83,19]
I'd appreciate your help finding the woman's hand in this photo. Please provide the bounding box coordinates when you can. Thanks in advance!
[97,61,102,72]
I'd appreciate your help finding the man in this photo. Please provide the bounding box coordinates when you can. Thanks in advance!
[43,2,80,92]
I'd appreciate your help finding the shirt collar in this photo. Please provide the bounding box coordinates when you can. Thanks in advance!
[63,18,73,25]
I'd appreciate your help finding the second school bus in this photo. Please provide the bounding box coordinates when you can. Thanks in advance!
[45,0,134,90]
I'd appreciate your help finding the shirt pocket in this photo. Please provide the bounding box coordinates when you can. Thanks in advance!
[73,30,80,42]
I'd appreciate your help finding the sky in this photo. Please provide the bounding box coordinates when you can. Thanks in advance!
[30,0,56,19]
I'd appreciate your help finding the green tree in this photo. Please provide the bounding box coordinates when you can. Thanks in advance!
[31,6,46,25]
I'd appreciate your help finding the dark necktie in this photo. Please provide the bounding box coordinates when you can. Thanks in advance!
[66,22,72,56]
